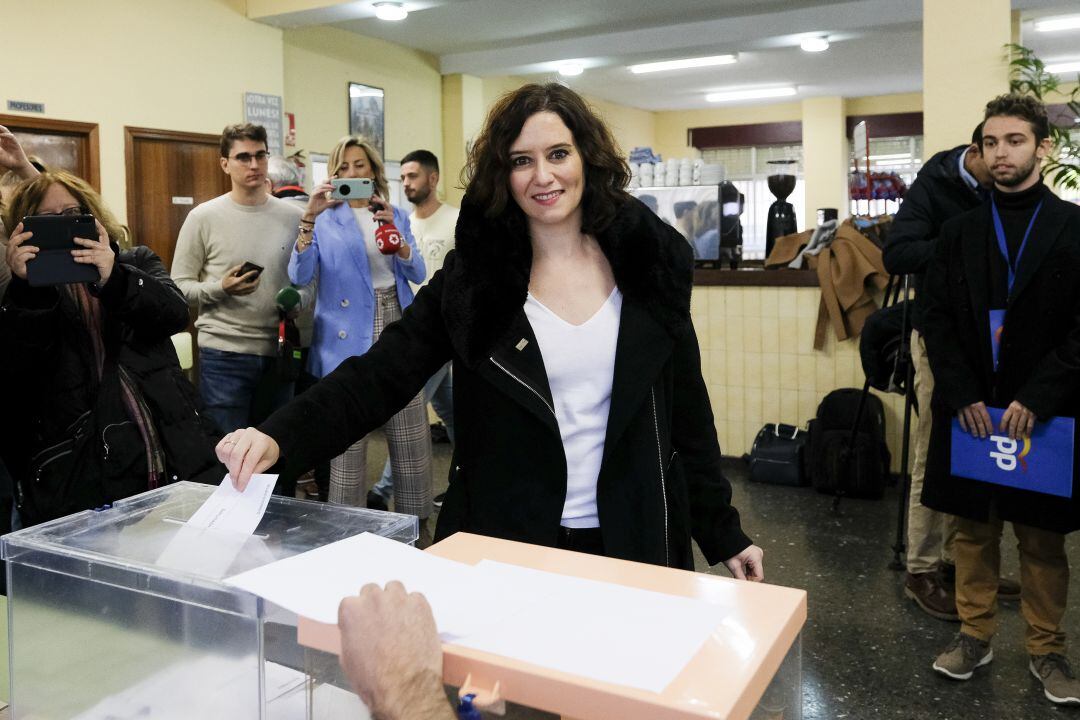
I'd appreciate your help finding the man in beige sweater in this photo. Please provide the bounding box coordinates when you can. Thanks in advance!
[171,124,303,439]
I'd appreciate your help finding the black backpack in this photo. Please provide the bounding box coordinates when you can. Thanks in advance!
[807,388,891,499]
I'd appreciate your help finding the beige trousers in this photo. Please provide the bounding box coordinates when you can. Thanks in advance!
[954,515,1068,655]
[907,331,957,573]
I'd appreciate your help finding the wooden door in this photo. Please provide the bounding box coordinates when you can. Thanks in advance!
[124,127,229,271]
[0,114,100,189]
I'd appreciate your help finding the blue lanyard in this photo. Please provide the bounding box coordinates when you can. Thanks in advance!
[990,196,1043,297]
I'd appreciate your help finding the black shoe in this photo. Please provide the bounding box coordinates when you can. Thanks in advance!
[432,492,446,509]
[366,490,388,512]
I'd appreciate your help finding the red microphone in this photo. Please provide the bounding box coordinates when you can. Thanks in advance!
[374,221,403,255]
[370,197,403,255]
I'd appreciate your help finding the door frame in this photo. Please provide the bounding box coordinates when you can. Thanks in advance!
[123,126,223,247]
[0,113,101,190]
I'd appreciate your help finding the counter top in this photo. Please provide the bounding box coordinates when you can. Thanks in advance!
[694,268,818,287]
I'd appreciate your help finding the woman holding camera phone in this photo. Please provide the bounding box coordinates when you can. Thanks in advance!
[1,163,223,526]
[220,84,763,577]
[288,136,433,529]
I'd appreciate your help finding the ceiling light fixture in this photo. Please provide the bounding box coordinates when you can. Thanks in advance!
[373,2,407,21]
[1034,15,1080,32]
[629,54,737,74]
[800,36,829,52]
[558,62,584,77]
[705,86,797,103]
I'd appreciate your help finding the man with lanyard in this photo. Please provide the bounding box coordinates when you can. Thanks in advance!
[883,124,1005,622]
[922,94,1080,704]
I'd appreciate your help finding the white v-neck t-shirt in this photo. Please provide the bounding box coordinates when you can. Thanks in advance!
[523,287,623,528]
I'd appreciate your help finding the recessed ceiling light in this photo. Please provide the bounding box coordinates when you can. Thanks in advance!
[800,36,829,52]
[373,2,407,21]
[558,62,583,77]
[705,86,797,103]
[1045,59,1080,75]
[629,54,737,74]
[1034,15,1080,32]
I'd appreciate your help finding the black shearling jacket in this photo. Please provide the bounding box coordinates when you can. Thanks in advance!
[262,196,753,568]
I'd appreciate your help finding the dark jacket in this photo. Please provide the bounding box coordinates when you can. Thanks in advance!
[883,145,984,332]
[0,246,224,525]
[262,197,752,569]
[921,184,1080,532]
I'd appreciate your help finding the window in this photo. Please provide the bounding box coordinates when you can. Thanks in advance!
[700,144,805,260]
[1056,128,1080,205]
[849,135,923,217]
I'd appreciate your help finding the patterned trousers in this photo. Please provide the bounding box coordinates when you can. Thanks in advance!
[329,287,433,518]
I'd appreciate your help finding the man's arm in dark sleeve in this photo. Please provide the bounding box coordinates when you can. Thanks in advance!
[883,177,938,276]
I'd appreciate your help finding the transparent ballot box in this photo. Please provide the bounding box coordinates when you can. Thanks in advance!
[2,481,418,719]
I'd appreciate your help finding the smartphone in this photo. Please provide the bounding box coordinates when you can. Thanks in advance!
[236,261,264,279]
[330,177,374,201]
[21,214,101,287]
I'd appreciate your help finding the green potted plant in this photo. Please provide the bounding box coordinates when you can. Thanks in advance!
[1007,43,1080,191]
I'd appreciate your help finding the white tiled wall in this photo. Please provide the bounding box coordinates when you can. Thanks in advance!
[692,285,911,472]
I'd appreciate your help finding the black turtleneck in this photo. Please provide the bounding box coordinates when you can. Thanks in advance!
[992,179,1046,264]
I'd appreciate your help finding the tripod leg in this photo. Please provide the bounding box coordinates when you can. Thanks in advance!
[890,337,917,570]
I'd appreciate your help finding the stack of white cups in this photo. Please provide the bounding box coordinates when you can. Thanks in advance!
[638,161,654,187]
[652,162,666,187]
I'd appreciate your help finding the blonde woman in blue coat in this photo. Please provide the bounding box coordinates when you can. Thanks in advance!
[289,136,432,528]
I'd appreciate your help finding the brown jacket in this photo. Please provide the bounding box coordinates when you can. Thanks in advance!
[765,221,888,349]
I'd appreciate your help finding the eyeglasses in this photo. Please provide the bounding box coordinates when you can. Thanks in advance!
[39,206,90,217]
[230,151,270,164]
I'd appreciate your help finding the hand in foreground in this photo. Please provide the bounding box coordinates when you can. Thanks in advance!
[957,401,993,439]
[338,582,453,720]
[221,264,260,296]
[723,544,764,582]
[367,194,394,224]
[0,125,36,177]
[216,428,280,490]
[5,222,36,279]
[71,219,115,285]
[305,182,339,217]
[1000,400,1035,441]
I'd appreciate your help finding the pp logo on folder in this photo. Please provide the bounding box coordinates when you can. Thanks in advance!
[950,407,1074,498]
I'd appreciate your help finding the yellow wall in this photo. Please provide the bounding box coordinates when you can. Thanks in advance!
[693,286,908,471]
[2,0,283,224]
[845,92,923,116]
[802,97,849,228]
[442,74,486,206]
[923,0,1010,160]
[653,102,803,162]
[283,26,443,166]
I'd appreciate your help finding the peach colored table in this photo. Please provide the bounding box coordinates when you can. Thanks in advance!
[298,533,806,720]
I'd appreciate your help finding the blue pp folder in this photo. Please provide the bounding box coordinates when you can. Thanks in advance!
[950,407,1074,498]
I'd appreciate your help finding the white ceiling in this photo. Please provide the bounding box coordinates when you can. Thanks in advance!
[257,0,1080,111]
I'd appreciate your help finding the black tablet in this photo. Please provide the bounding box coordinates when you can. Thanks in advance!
[22,214,102,287]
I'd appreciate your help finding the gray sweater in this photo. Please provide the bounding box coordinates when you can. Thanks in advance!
[171,193,302,357]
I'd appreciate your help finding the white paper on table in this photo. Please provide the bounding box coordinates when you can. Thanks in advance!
[224,532,531,639]
[184,474,276,536]
[452,560,729,694]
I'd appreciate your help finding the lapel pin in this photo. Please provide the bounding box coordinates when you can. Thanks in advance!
[515,338,529,351]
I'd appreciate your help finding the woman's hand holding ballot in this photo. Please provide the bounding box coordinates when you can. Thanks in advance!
[217,428,281,491]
